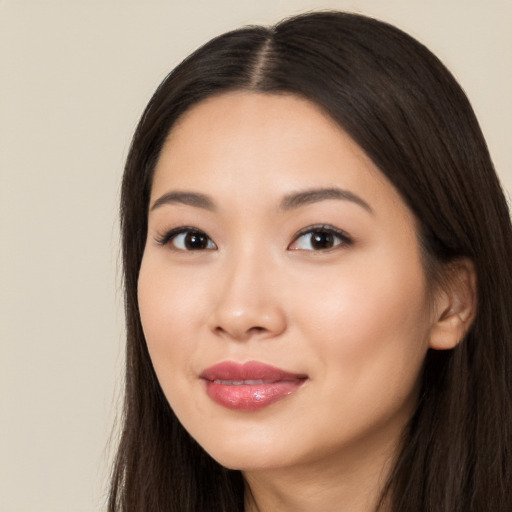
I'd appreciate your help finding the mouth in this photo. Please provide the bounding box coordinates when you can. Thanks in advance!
[200,361,307,411]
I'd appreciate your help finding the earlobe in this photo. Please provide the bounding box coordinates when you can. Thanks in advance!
[428,259,477,350]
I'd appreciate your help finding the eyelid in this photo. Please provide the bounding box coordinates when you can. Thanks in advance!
[153,224,351,251]
[288,224,353,251]
[154,226,217,250]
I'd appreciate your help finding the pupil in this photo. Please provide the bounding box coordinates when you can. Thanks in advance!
[311,231,333,249]
[185,232,207,250]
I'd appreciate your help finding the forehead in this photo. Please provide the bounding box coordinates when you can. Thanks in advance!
[151,92,404,217]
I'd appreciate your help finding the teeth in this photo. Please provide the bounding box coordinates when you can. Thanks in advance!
[214,379,271,385]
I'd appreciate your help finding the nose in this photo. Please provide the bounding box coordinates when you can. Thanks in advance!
[207,253,287,342]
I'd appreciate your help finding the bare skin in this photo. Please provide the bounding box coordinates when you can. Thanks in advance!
[243,433,394,512]
[139,92,476,512]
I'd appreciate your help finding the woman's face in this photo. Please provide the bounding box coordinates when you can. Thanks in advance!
[138,92,438,472]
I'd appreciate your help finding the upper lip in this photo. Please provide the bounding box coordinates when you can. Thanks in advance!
[200,361,307,382]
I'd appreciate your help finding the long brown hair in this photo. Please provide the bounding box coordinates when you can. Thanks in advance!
[109,11,512,511]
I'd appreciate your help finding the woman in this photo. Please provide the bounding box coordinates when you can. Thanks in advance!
[109,11,512,512]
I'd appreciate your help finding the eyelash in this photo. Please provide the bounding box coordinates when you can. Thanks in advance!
[155,226,216,251]
[289,224,353,251]
[155,224,353,252]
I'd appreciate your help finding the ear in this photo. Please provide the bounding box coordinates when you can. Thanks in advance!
[428,258,477,350]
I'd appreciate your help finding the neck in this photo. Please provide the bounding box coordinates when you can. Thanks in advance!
[243,434,397,512]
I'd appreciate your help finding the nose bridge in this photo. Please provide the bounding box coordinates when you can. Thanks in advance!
[209,242,286,340]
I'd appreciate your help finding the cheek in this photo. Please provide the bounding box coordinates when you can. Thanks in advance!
[137,256,205,384]
[138,252,209,334]
[288,263,430,449]
[291,251,431,382]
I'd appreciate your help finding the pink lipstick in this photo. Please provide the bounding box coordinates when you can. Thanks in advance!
[200,361,307,411]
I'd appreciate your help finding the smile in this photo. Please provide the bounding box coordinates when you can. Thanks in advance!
[200,361,307,411]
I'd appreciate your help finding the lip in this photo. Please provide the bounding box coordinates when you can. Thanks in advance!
[200,361,307,411]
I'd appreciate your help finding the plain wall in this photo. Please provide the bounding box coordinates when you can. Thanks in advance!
[1,1,510,511]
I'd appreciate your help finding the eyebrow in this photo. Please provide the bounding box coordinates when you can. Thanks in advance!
[150,191,216,211]
[280,187,373,213]
[150,187,372,214]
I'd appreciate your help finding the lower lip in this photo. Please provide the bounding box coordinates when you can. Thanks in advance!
[204,380,305,411]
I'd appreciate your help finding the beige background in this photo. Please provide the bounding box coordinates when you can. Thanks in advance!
[1,1,510,511]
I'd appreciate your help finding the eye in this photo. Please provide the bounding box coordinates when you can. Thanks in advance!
[157,227,217,251]
[288,225,352,251]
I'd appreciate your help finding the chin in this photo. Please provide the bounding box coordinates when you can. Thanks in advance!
[213,454,288,472]
[198,435,293,472]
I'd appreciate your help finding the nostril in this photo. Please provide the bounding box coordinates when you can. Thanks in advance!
[215,325,265,335]
[249,326,266,333]
[213,324,270,341]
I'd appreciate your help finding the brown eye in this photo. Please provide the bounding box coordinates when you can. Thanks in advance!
[288,226,352,251]
[163,229,216,251]
[183,231,210,250]
[310,231,336,250]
